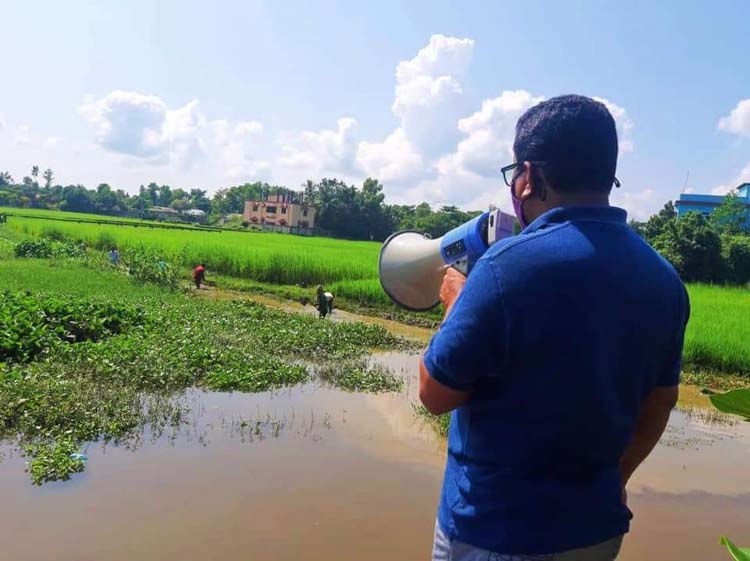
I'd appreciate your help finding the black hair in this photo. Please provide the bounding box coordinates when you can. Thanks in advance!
[513,94,618,193]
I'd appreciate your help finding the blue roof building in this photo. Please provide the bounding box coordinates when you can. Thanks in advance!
[676,182,750,230]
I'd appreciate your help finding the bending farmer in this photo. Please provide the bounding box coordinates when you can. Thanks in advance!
[420,95,690,561]
[192,263,206,289]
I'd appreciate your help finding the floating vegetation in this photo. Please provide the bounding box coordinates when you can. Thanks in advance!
[318,359,404,393]
[0,259,409,483]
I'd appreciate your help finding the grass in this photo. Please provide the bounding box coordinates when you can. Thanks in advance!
[2,214,750,377]
[317,359,404,393]
[4,208,379,285]
[683,284,750,377]
[0,257,413,484]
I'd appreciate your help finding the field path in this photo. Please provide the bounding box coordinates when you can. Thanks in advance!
[193,285,434,343]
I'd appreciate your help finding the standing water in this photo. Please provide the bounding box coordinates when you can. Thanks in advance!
[0,352,747,561]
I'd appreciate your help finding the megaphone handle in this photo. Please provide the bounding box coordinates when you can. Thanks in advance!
[451,259,469,276]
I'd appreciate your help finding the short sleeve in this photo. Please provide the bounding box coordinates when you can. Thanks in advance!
[658,283,691,387]
[422,258,506,391]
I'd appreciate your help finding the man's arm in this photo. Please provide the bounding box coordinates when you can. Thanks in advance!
[419,268,472,415]
[619,385,679,489]
[419,356,471,415]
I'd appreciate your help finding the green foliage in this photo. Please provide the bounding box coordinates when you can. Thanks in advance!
[709,389,750,420]
[0,258,412,483]
[120,246,179,289]
[710,193,749,235]
[318,359,404,393]
[204,359,308,392]
[722,235,750,284]
[683,284,750,376]
[0,291,144,363]
[389,202,483,238]
[6,210,379,285]
[25,439,86,485]
[651,212,722,282]
[414,405,451,437]
[14,237,85,258]
[720,537,750,561]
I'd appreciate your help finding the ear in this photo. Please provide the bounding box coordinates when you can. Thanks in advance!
[517,161,536,201]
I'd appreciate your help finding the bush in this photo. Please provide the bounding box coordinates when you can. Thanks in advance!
[121,246,180,290]
[14,238,85,259]
[0,290,145,363]
[723,236,750,285]
[93,230,117,251]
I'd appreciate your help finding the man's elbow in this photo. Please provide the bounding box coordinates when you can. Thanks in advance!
[419,389,448,415]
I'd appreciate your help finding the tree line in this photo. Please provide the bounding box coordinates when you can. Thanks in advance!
[630,194,750,284]
[0,168,480,241]
[3,166,748,284]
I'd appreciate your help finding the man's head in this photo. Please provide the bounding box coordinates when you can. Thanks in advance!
[507,95,619,225]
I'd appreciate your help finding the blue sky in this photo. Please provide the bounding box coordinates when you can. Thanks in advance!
[1,0,749,218]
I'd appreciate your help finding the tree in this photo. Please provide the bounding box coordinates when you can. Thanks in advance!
[630,201,677,242]
[189,188,211,212]
[652,212,722,282]
[0,171,13,186]
[158,184,173,207]
[31,165,39,180]
[710,192,749,235]
[60,185,94,213]
[42,168,54,189]
[722,236,750,284]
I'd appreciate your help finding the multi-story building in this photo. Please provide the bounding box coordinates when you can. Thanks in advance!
[676,182,750,229]
[243,193,317,231]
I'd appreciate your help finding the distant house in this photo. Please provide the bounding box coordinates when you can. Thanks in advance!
[243,193,317,233]
[676,183,750,230]
[148,206,180,221]
[181,208,207,223]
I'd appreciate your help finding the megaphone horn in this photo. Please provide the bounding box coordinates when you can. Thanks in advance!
[378,209,516,311]
[378,231,444,311]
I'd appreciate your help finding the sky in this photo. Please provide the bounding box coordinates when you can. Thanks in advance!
[1,0,749,219]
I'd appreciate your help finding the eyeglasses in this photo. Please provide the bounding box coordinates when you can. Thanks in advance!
[500,162,622,189]
[500,161,546,187]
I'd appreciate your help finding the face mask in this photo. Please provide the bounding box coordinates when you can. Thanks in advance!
[511,191,528,230]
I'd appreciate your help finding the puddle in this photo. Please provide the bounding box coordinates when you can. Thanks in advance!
[0,352,748,561]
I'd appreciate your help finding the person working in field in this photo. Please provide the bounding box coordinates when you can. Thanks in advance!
[109,246,120,266]
[314,285,334,318]
[420,95,690,561]
[192,263,206,289]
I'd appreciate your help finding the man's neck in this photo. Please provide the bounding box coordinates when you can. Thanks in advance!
[547,191,610,208]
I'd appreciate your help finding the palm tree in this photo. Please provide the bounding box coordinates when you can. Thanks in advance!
[31,165,39,179]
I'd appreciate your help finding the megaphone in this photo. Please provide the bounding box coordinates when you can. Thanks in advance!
[379,208,516,311]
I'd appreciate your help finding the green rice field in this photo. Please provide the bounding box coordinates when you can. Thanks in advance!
[1,208,749,378]
[2,207,379,285]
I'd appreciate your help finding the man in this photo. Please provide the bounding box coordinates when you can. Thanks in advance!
[192,263,206,289]
[421,95,689,560]
[109,246,120,266]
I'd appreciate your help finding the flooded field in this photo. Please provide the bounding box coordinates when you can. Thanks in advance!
[0,352,748,561]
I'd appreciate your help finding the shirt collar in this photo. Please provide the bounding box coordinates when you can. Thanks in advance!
[522,205,628,234]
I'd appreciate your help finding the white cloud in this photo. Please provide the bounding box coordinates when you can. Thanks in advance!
[43,136,61,148]
[279,117,359,175]
[452,90,544,178]
[718,99,750,137]
[358,128,423,183]
[0,114,6,131]
[220,120,269,179]
[79,90,267,179]
[594,97,635,153]
[712,164,750,195]
[14,124,31,146]
[610,187,657,221]
[356,35,474,184]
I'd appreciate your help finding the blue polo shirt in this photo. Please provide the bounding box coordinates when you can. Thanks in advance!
[423,205,690,555]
